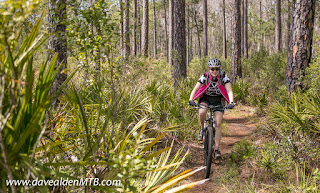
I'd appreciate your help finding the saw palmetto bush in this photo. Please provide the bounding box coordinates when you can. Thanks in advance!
[0,1,205,192]
[0,4,74,192]
[46,84,206,192]
[267,93,320,169]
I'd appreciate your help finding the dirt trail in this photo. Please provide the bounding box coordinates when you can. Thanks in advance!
[182,105,258,193]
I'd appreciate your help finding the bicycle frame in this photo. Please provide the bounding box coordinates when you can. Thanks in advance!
[200,104,224,141]
[203,108,215,139]
[196,104,224,178]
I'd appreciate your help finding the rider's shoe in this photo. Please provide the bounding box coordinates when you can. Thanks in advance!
[197,128,203,141]
[215,148,222,159]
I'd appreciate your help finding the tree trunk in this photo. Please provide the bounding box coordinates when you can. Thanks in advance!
[203,0,208,57]
[186,4,188,64]
[186,4,190,64]
[241,0,244,56]
[152,0,157,57]
[142,0,149,57]
[138,0,141,53]
[169,0,174,73]
[287,0,291,50]
[48,0,67,95]
[244,0,248,58]
[119,0,123,56]
[124,0,130,59]
[285,0,315,93]
[275,0,282,52]
[190,14,193,62]
[231,0,241,82]
[133,0,137,56]
[173,0,186,87]
[193,7,201,57]
[89,0,100,80]
[164,0,168,62]
[222,0,227,59]
[259,0,263,50]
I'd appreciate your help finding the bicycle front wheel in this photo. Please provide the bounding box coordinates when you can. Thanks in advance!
[204,126,214,179]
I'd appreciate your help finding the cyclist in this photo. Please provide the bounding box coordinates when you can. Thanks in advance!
[188,58,235,159]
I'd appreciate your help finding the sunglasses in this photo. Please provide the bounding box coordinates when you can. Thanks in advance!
[210,67,220,71]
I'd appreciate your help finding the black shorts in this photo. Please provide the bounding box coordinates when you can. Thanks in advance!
[199,95,225,113]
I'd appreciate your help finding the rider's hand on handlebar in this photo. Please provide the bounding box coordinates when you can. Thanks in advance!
[188,100,197,106]
[226,102,235,109]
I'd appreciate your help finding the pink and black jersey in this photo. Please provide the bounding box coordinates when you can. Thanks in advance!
[197,72,230,97]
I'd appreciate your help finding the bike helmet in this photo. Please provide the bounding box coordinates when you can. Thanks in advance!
[207,58,221,68]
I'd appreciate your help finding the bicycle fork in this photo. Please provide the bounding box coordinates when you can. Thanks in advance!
[202,120,215,153]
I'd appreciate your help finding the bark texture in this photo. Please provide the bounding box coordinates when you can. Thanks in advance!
[275,0,282,51]
[286,0,315,92]
[203,0,208,57]
[241,0,244,56]
[48,0,67,94]
[152,0,157,56]
[287,0,291,50]
[231,0,241,82]
[222,0,227,59]
[193,7,201,57]
[173,0,186,87]
[124,0,130,58]
[133,0,137,56]
[244,0,248,58]
[119,0,123,56]
[169,0,174,72]
[89,0,100,80]
[142,0,149,56]
[164,0,168,62]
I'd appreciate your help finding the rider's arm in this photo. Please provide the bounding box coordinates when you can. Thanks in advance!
[189,82,202,101]
[225,82,234,104]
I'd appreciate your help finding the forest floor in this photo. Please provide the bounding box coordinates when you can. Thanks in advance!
[181,105,261,193]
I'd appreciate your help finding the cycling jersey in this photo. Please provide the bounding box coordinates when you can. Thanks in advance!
[197,72,230,97]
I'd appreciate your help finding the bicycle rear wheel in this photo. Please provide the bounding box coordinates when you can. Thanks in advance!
[204,126,214,178]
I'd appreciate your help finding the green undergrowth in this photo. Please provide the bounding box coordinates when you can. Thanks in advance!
[216,92,320,192]
[3,1,320,191]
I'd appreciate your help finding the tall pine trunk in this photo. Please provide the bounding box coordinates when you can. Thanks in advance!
[133,0,137,56]
[169,0,174,73]
[244,0,248,58]
[89,0,100,80]
[193,7,201,57]
[186,4,190,64]
[138,0,141,53]
[259,0,263,50]
[241,0,244,56]
[286,0,315,92]
[152,0,157,57]
[287,0,291,50]
[124,0,130,59]
[48,0,67,95]
[173,0,186,87]
[222,0,227,59]
[275,0,282,52]
[203,0,208,57]
[164,0,168,62]
[142,0,149,57]
[119,0,123,56]
[231,0,241,82]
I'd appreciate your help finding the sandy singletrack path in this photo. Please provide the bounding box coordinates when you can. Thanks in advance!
[182,105,258,193]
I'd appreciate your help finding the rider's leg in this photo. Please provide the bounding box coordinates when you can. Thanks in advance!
[198,102,208,140]
[199,102,208,129]
[214,111,224,148]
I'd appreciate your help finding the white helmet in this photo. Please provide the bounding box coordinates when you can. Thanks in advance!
[207,58,221,68]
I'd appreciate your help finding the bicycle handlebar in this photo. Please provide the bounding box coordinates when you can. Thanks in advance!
[192,103,225,110]
[189,103,235,110]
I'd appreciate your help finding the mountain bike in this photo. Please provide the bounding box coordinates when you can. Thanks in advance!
[194,103,225,179]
